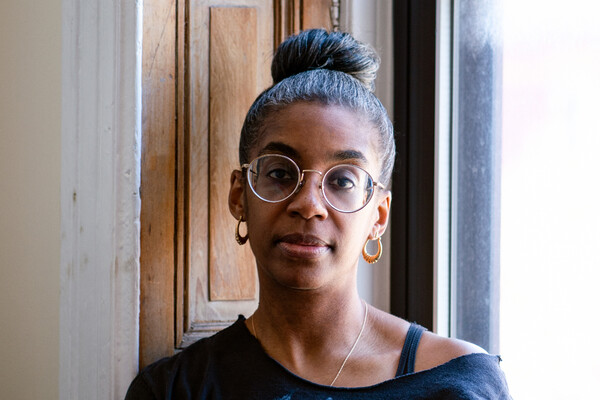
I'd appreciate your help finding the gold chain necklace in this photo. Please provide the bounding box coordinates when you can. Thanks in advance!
[250,299,369,387]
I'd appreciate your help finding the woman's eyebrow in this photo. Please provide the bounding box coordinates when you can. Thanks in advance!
[257,142,299,158]
[258,143,367,164]
[332,149,368,163]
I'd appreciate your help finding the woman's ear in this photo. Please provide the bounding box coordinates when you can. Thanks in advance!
[228,170,246,219]
[370,191,391,238]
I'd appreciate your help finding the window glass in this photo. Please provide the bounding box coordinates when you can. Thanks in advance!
[500,1,600,398]
[450,0,502,354]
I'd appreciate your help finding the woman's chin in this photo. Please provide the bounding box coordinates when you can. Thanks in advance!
[262,265,331,292]
[275,274,327,291]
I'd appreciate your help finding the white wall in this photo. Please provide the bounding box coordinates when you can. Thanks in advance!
[0,1,62,399]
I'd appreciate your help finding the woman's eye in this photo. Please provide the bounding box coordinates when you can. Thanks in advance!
[329,175,356,190]
[267,168,292,180]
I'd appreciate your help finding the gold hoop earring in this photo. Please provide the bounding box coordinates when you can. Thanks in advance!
[235,216,249,245]
[362,236,382,264]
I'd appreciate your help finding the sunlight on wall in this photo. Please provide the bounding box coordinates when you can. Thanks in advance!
[500,1,600,398]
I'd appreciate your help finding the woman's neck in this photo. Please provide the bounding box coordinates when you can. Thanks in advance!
[248,283,368,384]
[257,272,363,330]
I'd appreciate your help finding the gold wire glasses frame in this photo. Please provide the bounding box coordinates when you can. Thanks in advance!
[241,154,386,213]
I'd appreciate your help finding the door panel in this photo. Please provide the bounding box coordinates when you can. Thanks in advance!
[208,7,259,302]
[181,0,273,349]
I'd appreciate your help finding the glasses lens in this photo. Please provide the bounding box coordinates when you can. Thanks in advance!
[247,155,299,202]
[323,165,374,212]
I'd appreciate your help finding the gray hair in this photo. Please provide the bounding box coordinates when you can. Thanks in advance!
[239,29,395,187]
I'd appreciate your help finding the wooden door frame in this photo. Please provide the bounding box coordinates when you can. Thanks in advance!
[139,0,339,368]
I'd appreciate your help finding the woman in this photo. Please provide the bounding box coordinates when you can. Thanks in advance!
[126,29,511,399]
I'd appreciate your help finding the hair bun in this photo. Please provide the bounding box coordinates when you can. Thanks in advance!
[271,29,380,92]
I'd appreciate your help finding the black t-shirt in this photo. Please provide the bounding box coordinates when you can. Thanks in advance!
[126,316,511,399]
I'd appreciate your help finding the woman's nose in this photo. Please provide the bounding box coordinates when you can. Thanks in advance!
[286,173,328,220]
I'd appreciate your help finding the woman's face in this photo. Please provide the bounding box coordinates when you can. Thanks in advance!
[229,102,390,292]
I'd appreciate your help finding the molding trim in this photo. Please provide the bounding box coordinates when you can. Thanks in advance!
[60,0,142,398]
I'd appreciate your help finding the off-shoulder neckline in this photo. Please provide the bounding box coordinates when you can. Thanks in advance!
[235,315,499,391]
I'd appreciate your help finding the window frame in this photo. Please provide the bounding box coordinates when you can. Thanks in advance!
[391,0,438,330]
[391,0,502,354]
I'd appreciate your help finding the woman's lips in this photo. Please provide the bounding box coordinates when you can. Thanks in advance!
[276,233,330,259]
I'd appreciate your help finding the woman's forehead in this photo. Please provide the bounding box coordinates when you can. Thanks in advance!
[251,103,379,166]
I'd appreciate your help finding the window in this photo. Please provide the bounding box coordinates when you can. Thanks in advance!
[500,1,600,398]
[435,0,600,396]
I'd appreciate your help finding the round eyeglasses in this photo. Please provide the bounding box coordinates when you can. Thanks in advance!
[241,154,385,213]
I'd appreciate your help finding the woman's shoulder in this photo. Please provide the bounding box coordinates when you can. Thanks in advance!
[416,330,486,372]
[369,307,486,372]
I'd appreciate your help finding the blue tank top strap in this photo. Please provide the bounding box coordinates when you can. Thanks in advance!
[395,323,426,377]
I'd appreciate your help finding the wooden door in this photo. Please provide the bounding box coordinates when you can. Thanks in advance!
[140,0,333,368]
